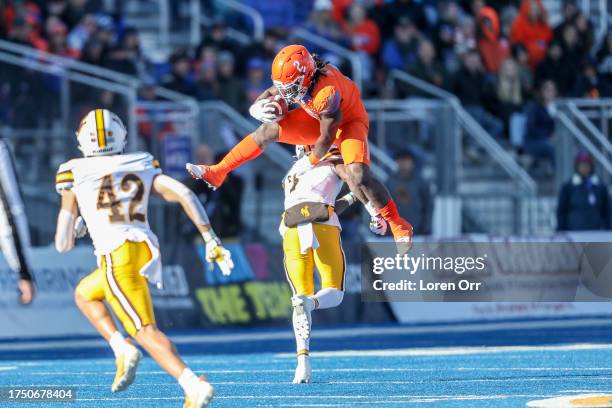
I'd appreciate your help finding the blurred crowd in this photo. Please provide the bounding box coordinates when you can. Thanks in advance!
[0,0,608,165]
[0,0,608,170]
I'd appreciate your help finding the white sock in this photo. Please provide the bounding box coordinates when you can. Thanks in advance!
[293,309,310,353]
[109,331,129,358]
[297,353,309,364]
[178,368,200,395]
[313,288,344,309]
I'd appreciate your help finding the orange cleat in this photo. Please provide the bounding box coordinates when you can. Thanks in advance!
[390,219,413,254]
[186,163,227,190]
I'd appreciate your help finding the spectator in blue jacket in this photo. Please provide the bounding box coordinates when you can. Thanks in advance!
[382,17,420,71]
[523,79,557,171]
[557,151,611,231]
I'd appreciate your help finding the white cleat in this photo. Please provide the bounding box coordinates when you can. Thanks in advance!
[111,341,142,393]
[293,355,312,384]
[292,295,313,340]
[183,377,214,408]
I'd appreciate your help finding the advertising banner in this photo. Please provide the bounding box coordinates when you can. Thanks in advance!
[373,233,612,323]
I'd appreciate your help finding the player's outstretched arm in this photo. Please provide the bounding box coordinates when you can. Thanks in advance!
[152,175,234,275]
[55,190,78,253]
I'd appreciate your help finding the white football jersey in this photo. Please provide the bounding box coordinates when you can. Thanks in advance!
[56,152,161,256]
[282,157,343,228]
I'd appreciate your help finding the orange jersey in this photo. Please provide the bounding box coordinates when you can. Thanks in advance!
[298,65,368,125]
[278,65,371,165]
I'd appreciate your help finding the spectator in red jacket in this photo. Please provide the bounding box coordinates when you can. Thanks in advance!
[8,15,47,51]
[344,3,380,56]
[46,18,79,58]
[477,6,510,74]
[510,0,552,70]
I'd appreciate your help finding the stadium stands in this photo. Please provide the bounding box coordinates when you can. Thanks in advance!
[0,0,610,240]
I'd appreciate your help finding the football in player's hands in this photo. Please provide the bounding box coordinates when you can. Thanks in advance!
[265,95,288,120]
[249,96,287,123]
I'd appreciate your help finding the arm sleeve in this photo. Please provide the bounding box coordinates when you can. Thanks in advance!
[0,139,32,280]
[55,209,76,253]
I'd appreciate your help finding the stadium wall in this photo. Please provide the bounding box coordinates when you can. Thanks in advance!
[1,233,611,339]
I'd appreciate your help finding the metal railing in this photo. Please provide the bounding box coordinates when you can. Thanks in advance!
[199,101,293,169]
[555,99,612,187]
[555,111,612,190]
[0,39,198,150]
[386,70,537,196]
[557,112,612,173]
[158,0,170,49]
[217,0,264,42]
[189,0,202,46]
[580,0,607,48]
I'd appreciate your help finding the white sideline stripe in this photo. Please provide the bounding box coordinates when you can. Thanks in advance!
[527,394,612,407]
[275,343,612,358]
[75,394,548,402]
[7,366,612,376]
[2,318,612,351]
[23,377,612,388]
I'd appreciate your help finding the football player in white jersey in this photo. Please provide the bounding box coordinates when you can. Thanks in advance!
[280,145,386,383]
[54,109,233,408]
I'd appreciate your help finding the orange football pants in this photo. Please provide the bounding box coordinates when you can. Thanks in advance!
[277,108,370,165]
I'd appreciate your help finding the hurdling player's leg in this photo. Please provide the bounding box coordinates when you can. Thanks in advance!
[197,122,279,188]
[346,163,413,248]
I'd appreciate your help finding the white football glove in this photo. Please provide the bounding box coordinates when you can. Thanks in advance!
[369,215,388,236]
[74,216,88,239]
[205,237,234,276]
[249,98,278,123]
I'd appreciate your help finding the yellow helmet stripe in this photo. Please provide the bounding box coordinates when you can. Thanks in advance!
[94,109,107,148]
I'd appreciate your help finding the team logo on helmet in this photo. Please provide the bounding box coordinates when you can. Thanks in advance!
[271,44,316,103]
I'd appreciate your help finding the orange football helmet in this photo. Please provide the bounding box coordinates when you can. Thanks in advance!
[271,44,315,102]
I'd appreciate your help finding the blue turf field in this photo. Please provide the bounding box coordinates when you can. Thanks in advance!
[2,319,612,407]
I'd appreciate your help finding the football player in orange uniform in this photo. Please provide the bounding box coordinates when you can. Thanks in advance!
[187,44,413,247]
